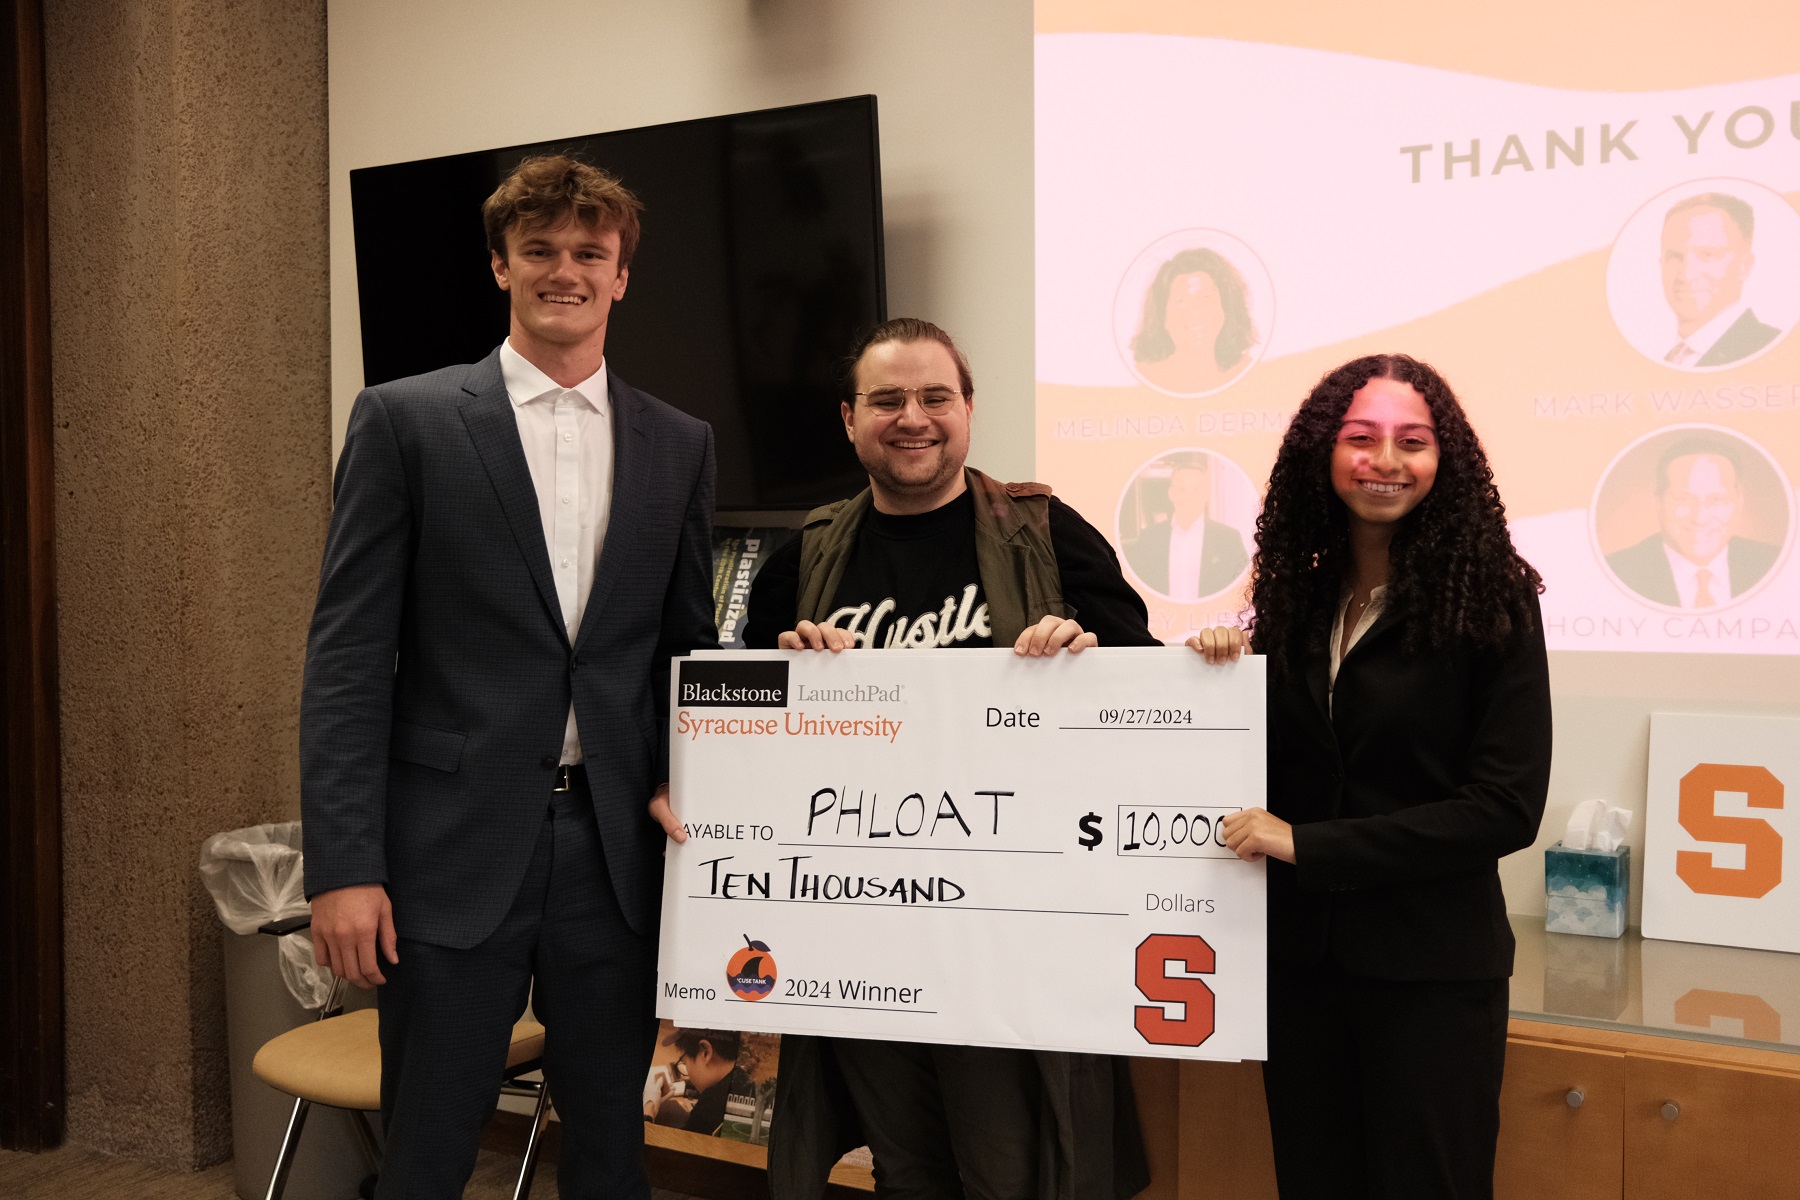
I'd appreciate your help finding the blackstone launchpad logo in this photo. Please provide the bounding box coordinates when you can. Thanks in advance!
[679,659,790,707]
[726,936,778,1000]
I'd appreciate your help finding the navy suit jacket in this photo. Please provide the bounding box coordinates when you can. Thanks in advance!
[300,348,717,948]
[1605,533,1781,606]
[1694,308,1781,367]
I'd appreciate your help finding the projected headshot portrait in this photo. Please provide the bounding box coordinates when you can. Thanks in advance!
[1114,229,1274,398]
[1117,449,1258,604]
[1592,426,1792,610]
[1607,179,1800,372]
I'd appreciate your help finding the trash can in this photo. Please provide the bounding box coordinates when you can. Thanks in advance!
[202,822,377,1200]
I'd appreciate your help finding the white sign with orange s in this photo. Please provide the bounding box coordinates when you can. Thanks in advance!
[1644,713,1800,954]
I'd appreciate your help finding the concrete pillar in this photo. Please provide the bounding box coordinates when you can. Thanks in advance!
[44,0,329,1166]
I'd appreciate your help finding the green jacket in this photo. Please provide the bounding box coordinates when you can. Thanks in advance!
[795,467,1071,643]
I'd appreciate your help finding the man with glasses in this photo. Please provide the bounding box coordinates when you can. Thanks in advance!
[726,316,1154,1199]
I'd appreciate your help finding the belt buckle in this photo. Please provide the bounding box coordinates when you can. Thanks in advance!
[552,765,574,792]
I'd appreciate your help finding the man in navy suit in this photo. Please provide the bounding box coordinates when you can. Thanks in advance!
[301,155,717,1199]
[1659,192,1784,369]
[1606,436,1781,608]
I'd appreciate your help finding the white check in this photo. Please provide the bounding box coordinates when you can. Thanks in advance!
[657,647,1266,1061]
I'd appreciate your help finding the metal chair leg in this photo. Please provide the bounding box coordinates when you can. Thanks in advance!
[342,1104,383,1175]
[264,1095,311,1200]
[511,1080,553,1200]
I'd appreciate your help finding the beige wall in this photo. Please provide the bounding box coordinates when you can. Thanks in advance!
[327,0,1036,484]
[45,0,330,1167]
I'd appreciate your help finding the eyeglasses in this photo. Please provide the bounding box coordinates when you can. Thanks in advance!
[854,386,963,415]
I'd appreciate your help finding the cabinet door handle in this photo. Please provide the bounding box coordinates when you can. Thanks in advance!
[1565,1088,1585,1108]
[1661,1101,1680,1122]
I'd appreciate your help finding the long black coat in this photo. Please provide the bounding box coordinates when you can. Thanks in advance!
[1266,596,1552,981]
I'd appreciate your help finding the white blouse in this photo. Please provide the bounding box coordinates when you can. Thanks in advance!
[1328,584,1388,701]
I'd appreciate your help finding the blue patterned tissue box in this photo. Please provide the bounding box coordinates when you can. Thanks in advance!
[1544,843,1629,938]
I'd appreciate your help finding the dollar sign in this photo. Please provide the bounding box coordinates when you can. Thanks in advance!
[1077,812,1104,851]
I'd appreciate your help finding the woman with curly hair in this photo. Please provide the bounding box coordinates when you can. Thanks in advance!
[1191,354,1550,1199]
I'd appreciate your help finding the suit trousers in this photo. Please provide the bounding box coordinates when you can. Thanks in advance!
[1262,959,1509,1200]
[375,776,659,1200]
[829,1039,1041,1200]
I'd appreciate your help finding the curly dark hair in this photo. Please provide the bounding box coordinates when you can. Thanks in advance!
[1247,354,1543,671]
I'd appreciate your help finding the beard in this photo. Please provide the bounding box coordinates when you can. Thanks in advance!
[856,442,965,506]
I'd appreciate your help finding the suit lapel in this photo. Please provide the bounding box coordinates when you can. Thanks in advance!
[457,353,568,644]
[1292,606,1333,736]
[1345,599,1405,662]
[1305,596,1402,728]
[573,370,656,653]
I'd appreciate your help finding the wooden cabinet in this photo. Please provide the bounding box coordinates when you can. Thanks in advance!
[1172,1059,1276,1200]
[1134,1021,1800,1200]
[1494,1037,1624,1199]
[1623,1050,1800,1200]
[1497,1021,1800,1200]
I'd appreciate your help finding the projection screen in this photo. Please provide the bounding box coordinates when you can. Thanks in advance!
[1036,5,1800,656]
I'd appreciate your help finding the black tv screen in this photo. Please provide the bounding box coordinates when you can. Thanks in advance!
[348,96,885,511]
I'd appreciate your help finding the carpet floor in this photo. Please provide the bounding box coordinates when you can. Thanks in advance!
[0,1141,699,1199]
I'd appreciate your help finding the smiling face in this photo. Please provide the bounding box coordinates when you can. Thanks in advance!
[490,216,629,361]
[1658,452,1740,564]
[843,338,972,514]
[1661,206,1753,337]
[1330,377,1439,534]
[1163,270,1226,355]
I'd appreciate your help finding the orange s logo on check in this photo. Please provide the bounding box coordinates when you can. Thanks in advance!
[1134,933,1216,1048]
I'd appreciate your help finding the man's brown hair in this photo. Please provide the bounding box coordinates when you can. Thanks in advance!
[846,317,975,400]
[482,154,644,268]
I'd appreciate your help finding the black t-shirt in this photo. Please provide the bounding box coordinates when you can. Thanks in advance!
[744,487,1159,650]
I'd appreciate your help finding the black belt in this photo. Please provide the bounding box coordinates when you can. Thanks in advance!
[552,763,587,792]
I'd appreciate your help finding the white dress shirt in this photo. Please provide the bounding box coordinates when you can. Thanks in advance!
[1165,516,1208,604]
[1666,301,1749,366]
[1660,541,1730,608]
[500,339,615,764]
[1329,584,1388,707]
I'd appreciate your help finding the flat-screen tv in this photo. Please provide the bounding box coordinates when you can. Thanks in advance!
[348,96,885,511]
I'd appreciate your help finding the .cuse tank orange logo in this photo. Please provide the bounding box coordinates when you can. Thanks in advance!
[726,936,778,1000]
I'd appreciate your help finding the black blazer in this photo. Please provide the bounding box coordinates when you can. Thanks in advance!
[1264,595,1551,981]
[299,348,718,948]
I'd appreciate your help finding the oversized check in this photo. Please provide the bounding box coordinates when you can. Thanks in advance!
[656,647,1266,1061]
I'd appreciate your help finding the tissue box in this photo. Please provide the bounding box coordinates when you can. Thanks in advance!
[1545,842,1630,938]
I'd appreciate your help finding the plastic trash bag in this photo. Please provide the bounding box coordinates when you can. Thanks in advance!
[199,821,333,1009]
